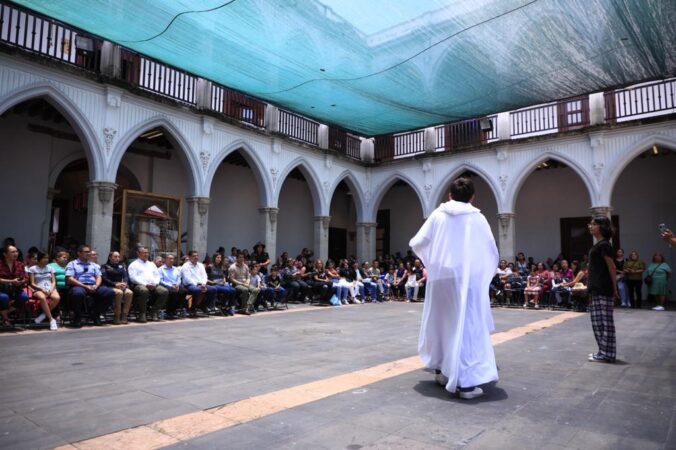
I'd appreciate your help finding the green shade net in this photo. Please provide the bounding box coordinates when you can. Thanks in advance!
[13,0,676,136]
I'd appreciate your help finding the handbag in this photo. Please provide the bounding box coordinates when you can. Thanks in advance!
[645,263,662,286]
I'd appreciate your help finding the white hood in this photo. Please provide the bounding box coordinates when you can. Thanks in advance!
[439,200,480,216]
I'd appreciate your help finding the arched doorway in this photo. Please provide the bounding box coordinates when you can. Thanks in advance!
[514,159,594,263]
[207,149,264,255]
[329,180,358,261]
[0,97,92,253]
[374,178,425,259]
[611,144,676,297]
[113,126,193,257]
[277,166,318,259]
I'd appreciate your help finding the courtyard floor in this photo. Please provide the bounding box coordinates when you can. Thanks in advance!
[1,302,674,450]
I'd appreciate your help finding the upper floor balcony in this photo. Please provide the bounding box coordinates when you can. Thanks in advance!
[1,0,674,166]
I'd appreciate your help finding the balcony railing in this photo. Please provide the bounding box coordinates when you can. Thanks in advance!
[375,129,425,161]
[0,1,101,72]
[120,49,196,104]
[436,115,498,151]
[328,127,361,159]
[604,78,675,123]
[510,96,589,137]
[211,84,266,128]
[278,109,319,145]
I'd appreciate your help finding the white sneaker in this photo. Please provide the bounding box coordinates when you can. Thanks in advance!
[49,319,58,330]
[458,387,484,400]
[435,372,449,387]
[34,313,46,324]
[652,306,665,311]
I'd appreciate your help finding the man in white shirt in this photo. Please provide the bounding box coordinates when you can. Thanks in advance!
[128,246,168,323]
[180,250,215,318]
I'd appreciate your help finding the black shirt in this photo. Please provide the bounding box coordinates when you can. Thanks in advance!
[588,240,614,295]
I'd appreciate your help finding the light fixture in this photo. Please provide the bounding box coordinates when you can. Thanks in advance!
[652,144,659,155]
[75,35,94,52]
[141,130,163,139]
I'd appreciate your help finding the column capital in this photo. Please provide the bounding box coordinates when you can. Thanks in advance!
[496,212,516,219]
[589,206,613,217]
[356,222,378,228]
[259,207,279,214]
[87,181,117,204]
[186,196,211,204]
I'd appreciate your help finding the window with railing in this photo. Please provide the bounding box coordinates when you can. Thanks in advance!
[278,109,319,145]
[328,127,361,159]
[436,115,498,151]
[605,78,676,123]
[0,2,101,71]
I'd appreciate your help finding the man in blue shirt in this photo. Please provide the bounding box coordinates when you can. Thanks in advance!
[65,244,115,327]
[159,253,187,318]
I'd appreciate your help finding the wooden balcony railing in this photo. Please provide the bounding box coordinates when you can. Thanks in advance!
[119,50,196,104]
[328,127,361,159]
[436,115,498,151]
[0,1,101,72]
[375,130,425,161]
[211,84,266,128]
[278,109,319,145]
[510,96,589,137]
[604,78,675,123]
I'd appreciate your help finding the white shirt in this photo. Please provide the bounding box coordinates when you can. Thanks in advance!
[180,261,208,286]
[128,259,161,286]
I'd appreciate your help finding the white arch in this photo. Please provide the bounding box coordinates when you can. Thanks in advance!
[601,134,676,205]
[0,82,104,179]
[506,152,596,212]
[109,115,202,196]
[275,157,325,216]
[327,170,367,222]
[430,163,502,216]
[204,139,272,207]
[369,172,426,221]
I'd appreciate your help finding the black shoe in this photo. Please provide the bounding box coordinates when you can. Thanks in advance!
[72,320,83,329]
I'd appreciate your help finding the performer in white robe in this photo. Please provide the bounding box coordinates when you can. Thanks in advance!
[409,177,499,399]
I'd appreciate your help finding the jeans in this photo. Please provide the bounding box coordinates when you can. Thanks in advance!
[0,289,29,310]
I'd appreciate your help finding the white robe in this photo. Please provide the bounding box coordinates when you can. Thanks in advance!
[409,200,499,392]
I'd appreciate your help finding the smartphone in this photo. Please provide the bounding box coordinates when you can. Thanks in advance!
[658,223,667,233]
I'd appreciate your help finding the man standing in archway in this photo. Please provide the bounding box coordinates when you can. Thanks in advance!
[409,177,499,399]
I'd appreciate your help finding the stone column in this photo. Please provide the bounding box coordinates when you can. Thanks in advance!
[265,105,279,133]
[356,222,377,262]
[313,216,331,262]
[259,207,279,262]
[497,213,516,262]
[186,197,210,258]
[318,125,329,150]
[195,79,213,109]
[85,181,117,258]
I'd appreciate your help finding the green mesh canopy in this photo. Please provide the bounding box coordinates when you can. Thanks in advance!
[13,0,676,136]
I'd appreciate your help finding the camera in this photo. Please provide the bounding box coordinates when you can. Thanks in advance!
[658,223,667,233]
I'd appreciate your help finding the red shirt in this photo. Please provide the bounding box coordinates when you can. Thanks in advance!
[0,259,26,282]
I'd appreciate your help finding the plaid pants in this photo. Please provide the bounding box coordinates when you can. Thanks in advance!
[589,293,616,361]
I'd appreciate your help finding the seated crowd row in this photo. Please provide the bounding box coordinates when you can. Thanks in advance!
[492,249,671,311]
[0,239,432,330]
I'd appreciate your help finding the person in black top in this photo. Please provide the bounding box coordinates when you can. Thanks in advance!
[587,216,618,363]
[310,259,333,304]
[252,242,270,275]
[101,252,133,324]
[266,266,287,308]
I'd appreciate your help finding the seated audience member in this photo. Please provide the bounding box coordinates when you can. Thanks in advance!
[28,251,60,330]
[406,259,427,302]
[2,237,23,262]
[570,260,580,275]
[515,252,529,276]
[181,250,215,317]
[228,253,259,315]
[252,242,271,276]
[23,251,38,270]
[493,259,513,303]
[360,261,378,302]
[614,248,630,307]
[560,260,574,281]
[265,266,287,308]
[383,267,396,300]
[558,267,589,310]
[347,261,367,303]
[326,260,348,304]
[49,251,69,300]
[624,250,645,309]
[393,262,408,299]
[159,254,187,318]
[88,250,100,266]
[0,244,29,326]
[523,263,544,308]
[153,255,164,268]
[276,252,289,268]
[311,259,333,304]
[367,260,384,302]
[250,265,270,311]
[101,251,134,325]
[294,259,313,302]
[128,246,169,322]
[281,258,301,301]
[227,247,238,265]
[65,245,115,327]
[206,253,237,315]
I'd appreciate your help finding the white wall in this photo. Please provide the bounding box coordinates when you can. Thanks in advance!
[378,184,424,256]
[613,152,676,295]
[0,113,87,250]
[515,166,591,262]
[277,177,314,257]
[207,162,262,253]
